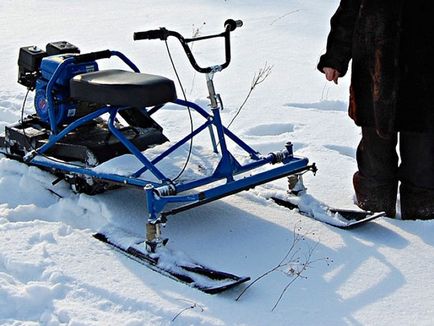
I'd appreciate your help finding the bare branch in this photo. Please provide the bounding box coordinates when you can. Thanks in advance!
[227,62,273,129]
[235,223,304,301]
[171,300,205,322]
[188,22,206,94]
[235,224,332,312]
[271,241,321,311]
[270,9,302,25]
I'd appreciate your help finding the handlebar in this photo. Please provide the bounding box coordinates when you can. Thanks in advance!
[134,29,169,41]
[74,49,112,63]
[134,19,243,73]
[72,50,140,73]
[224,19,243,31]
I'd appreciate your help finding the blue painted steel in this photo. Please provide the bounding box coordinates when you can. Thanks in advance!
[174,99,210,119]
[174,150,293,193]
[31,158,161,188]
[209,107,238,181]
[175,99,259,159]
[145,186,200,222]
[40,56,98,128]
[45,57,75,133]
[37,106,112,155]
[25,50,311,224]
[221,127,260,160]
[132,118,214,177]
[41,54,98,86]
[111,51,140,73]
[133,98,265,183]
[106,111,169,183]
[154,157,310,217]
[145,186,158,221]
[42,51,139,133]
[208,121,218,153]
[200,157,309,201]
[34,79,49,122]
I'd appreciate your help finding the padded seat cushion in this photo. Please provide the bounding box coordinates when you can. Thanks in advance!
[70,69,177,107]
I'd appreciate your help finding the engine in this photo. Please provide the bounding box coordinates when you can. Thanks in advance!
[18,41,98,126]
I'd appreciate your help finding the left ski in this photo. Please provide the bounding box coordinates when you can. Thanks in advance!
[93,228,250,294]
[270,195,386,229]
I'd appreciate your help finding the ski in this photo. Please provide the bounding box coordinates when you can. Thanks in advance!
[93,228,250,294]
[271,195,386,229]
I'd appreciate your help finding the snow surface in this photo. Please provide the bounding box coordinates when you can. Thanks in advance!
[1,0,434,325]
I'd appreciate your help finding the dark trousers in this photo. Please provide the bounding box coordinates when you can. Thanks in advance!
[353,127,434,219]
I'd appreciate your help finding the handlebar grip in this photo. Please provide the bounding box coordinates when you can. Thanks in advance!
[224,19,243,31]
[134,28,169,41]
[74,50,112,63]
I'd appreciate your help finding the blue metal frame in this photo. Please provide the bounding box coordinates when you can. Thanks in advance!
[29,50,311,225]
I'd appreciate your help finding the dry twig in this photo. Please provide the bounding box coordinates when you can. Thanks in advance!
[270,9,302,25]
[171,300,205,322]
[235,225,332,312]
[227,62,273,129]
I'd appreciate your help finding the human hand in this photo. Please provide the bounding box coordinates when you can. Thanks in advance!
[323,67,341,84]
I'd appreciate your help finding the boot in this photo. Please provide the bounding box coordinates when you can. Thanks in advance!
[353,172,397,217]
[400,183,434,220]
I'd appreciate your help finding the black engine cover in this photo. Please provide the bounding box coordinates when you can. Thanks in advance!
[3,114,168,167]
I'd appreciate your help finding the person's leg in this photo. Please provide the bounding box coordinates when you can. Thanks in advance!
[399,131,434,219]
[353,127,399,216]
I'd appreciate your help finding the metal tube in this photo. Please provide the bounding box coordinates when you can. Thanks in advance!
[36,106,111,155]
[107,111,169,182]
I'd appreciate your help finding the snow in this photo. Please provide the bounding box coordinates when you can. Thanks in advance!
[1,0,433,325]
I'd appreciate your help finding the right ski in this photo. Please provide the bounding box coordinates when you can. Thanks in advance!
[271,196,385,228]
[94,227,250,294]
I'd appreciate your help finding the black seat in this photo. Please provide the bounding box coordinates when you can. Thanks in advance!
[70,69,177,107]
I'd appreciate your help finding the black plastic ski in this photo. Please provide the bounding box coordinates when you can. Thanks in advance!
[93,232,250,294]
[271,197,385,228]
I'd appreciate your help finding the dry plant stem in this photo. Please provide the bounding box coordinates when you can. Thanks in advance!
[227,62,273,129]
[188,22,206,94]
[270,9,302,25]
[172,306,194,322]
[172,301,204,322]
[271,241,320,311]
[235,225,304,301]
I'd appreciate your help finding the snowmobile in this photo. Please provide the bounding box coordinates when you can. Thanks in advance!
[0,19,384,293]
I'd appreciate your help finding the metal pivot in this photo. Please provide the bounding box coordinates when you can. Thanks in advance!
[144,184,168,252]
[145,221,169,252]
[287,174,306,195]
[205,71,223,153]
[287,163,317,195]
[206,69,223,110]
[145,222,166,252]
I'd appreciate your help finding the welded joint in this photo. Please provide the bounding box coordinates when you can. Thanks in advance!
[155,184,176,196]
[23,150,37,162]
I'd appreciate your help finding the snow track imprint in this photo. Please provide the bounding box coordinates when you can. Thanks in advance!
[244,122,295,136]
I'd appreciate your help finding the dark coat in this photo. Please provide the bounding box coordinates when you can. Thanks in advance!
[318,0,434,135]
